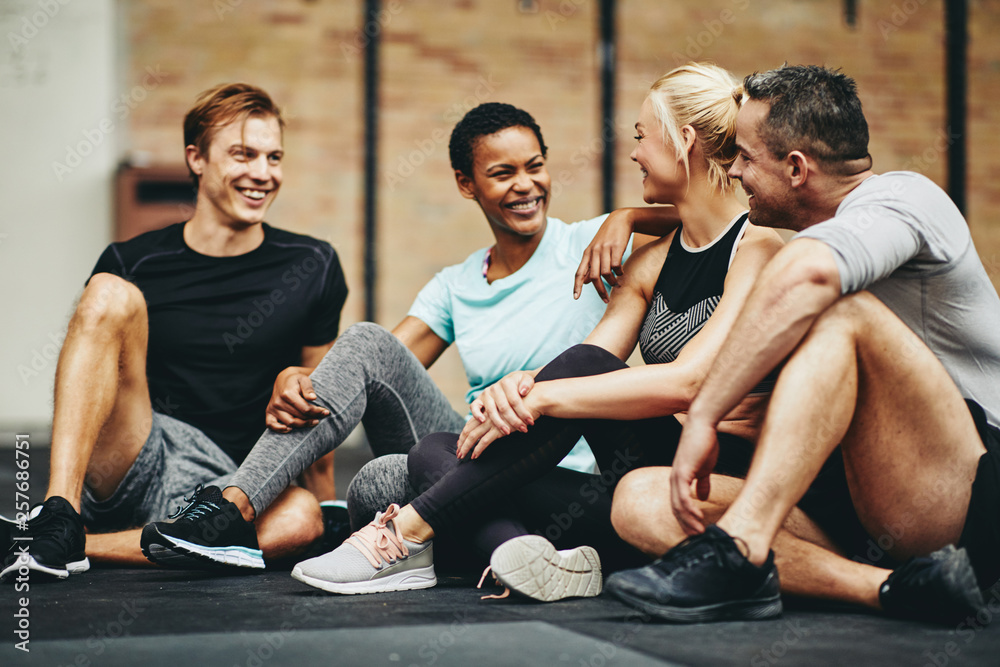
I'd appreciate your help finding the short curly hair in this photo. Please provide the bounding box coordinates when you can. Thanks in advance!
[449,103,547,177]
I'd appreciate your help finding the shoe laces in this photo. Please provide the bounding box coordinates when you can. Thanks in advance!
[662,527,750,573]
[345,504,410,569]
[887,556,933,590]
[883,550,947,598]
[26,501,74,546]
[168,485,222,521]
[476,566,510,600]
[3,500,79,567]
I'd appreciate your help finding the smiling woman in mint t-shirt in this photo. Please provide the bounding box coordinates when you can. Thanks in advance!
[288,65,786,598]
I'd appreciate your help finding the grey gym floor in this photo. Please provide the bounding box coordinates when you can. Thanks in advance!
[1,437,999,666]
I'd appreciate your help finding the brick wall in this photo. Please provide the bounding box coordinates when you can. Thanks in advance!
[124,0,1000,410]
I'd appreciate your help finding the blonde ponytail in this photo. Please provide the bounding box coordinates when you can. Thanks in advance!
[647,62,742,194]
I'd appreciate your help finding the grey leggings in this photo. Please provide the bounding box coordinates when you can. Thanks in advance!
[229,322,465,516]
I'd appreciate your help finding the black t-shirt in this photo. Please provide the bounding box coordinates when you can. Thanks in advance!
[91,222,348,464]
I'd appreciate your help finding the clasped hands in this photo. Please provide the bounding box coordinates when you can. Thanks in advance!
[457,369,723,539]
[457,370,541,460]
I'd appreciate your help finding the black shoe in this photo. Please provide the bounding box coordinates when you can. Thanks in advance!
[879,544,985,625]
[140,485,264,569]
[604,525,781,623]
[0,497,89,582]
[0,513,18,556]
[319,501,352,553]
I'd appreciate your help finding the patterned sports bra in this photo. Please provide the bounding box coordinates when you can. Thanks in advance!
[638,212,774,395]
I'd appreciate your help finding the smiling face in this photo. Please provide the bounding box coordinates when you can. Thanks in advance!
[728,100,801,230]
[456,126,551,240]
[630,96,688,205]
[187,114,283,228]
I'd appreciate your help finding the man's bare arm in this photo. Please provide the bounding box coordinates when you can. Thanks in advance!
[671,239,842,534]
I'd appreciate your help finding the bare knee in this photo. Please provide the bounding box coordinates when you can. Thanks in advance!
[610,468,660,539]
[257,486,323,558]
[76,273,146,332]
[611,467,680,556]
[810,291,884,339]
[281,487,324,540]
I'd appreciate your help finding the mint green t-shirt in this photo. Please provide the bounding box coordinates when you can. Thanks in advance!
[408,215,629,473]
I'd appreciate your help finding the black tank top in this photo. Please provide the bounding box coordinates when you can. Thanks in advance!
[638,212,774,395]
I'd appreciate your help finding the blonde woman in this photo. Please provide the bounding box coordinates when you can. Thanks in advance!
[292,63,784,605]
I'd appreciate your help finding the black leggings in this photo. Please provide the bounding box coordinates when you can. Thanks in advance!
[407,344,755,572]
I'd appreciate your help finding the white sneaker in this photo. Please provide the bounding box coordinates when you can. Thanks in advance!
[488,535,602,602]
[291,504,436,595]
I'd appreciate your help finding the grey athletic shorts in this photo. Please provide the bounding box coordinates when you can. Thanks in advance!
[80,412,237,532]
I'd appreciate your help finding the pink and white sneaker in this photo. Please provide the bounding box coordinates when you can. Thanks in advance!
[291,504,436,595]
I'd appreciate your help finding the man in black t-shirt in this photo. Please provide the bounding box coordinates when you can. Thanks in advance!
[1,84,347,581]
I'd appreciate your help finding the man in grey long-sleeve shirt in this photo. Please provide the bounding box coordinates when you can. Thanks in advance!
[605,65,999,626]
